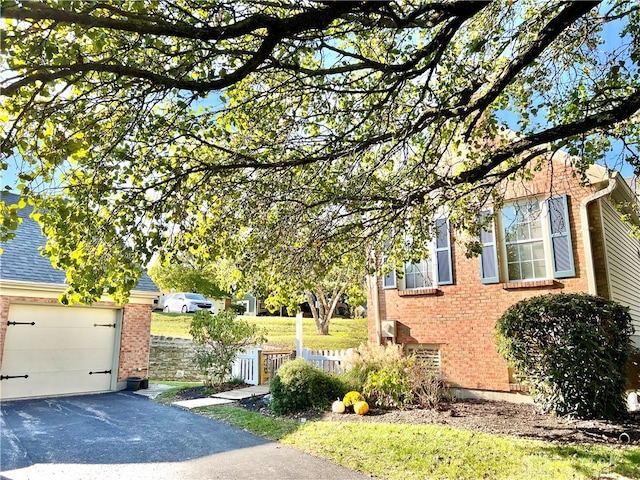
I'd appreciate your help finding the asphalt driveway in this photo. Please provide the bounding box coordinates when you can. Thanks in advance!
[0,392,370,480]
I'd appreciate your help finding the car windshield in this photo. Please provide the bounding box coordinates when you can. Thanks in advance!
[185,293,207,301]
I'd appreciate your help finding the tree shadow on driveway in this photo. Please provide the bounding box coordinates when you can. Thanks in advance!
[1,392,269,469]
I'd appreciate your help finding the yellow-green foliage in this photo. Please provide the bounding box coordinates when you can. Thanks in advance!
[342,391,365,407]
[342,343,406,387]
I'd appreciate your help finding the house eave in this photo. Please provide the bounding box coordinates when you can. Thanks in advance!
[0,279,159,302]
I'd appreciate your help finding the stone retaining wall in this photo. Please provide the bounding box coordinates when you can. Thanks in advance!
[148,335,203,382]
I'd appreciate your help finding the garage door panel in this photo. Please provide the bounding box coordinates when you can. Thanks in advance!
[0,371,112,400]
[2,348,115,373]
[1,304,120,400]
[6,326,116,350]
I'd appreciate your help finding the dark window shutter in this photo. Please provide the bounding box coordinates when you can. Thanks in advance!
[435,218,453,285]
[479,211,499,284]
[546,194,575,278]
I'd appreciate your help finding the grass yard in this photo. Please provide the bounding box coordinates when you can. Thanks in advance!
[150,312,368,350]
[195,405,640,480]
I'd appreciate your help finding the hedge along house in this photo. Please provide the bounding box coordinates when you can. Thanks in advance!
[367,157,640,400]
[0,192,160,400]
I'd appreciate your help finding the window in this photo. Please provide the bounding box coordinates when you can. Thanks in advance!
[383,218,453,290]
[502,200,547,281]
[479,195,575,283]
[404,258,435,289]
[403,217,452,290]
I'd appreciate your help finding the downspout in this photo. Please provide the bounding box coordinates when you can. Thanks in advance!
[580,173,618,295]
[369,273,382,345]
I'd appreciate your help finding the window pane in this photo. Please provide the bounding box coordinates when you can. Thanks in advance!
[533,260,546,278]
[480,226,494,244]
[531,241,545,260]
[520,262,534,280]
[506,245,518,262]
[518,244,532,261]
[508,263,521,281]
[516,224,529,241]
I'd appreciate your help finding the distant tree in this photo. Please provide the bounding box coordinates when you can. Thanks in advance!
[1,1,639,304]
[148,257,234,298]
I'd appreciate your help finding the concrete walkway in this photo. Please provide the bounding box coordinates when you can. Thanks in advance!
[133,383,270,410]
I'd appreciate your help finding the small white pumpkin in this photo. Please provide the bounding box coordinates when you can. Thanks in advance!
[332,400,346,414]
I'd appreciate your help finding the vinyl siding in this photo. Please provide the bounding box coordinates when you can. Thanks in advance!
[601,199,640,348]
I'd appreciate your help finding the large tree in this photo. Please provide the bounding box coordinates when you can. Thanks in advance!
[1,1,639,304]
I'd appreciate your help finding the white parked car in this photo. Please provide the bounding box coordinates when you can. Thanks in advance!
[163,293,216,314]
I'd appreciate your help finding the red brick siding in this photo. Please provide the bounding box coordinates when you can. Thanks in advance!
[0,295,151,383]
[118,303,152,380]
[371,159,606,392]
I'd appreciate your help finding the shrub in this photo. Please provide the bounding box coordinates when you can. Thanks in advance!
[496,293,634,419]
[189,310,267,387]
[230,303,247,315]
[363,356,414,409]
[341,343,405,390]
[270,359,348,415]
[406,361,448,409]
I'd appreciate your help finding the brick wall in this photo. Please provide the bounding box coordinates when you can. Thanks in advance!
[371,159,609,392]
[117,303,153,381]
[148,335,203,382]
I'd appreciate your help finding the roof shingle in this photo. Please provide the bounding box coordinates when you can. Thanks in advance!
[0,192,159,293]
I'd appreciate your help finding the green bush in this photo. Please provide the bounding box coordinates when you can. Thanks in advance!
[496,293,634,419]
[270,359,348,415]
[363,357,414,409]
[189,310,267,387]
[230,303,247,315]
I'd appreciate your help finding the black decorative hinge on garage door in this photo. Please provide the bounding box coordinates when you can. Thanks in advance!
[7,321,35,326]
[94,323,116,328]
[0,374,29,380]
[89,370,112,375]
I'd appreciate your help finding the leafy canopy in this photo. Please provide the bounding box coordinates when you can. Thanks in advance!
[1,1,640,302]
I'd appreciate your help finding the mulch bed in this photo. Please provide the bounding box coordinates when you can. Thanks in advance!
[173,384,640,447]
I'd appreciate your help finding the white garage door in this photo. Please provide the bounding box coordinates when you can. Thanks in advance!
[0,304,119,400]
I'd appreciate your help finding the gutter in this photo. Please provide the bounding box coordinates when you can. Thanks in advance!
[369,273,382,345]
[580,172,618,295]
[0,279,159,302]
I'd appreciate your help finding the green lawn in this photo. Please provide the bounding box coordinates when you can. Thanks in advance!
[195,405,640,480]
[151,312,368,350]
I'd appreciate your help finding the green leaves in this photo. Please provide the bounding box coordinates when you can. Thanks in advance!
[496,293,634,420]
[1,1,639,305]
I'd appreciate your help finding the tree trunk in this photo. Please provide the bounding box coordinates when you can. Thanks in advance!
[305,280,350,336]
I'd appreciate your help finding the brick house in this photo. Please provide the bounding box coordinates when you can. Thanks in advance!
[0,192,160,400]
[367,158,640,400]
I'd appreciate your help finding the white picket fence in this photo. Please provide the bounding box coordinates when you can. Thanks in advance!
[299,348,352,375]
[231,347,352,385]
[232,348,260,385]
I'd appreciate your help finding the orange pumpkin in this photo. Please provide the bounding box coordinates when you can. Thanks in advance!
[353,401,369,415]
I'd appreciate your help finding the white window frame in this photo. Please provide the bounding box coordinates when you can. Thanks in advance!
[402,255,437,290]
[499,198,552,282]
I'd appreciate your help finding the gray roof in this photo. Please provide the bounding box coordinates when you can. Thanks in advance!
[1,192,159,293]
